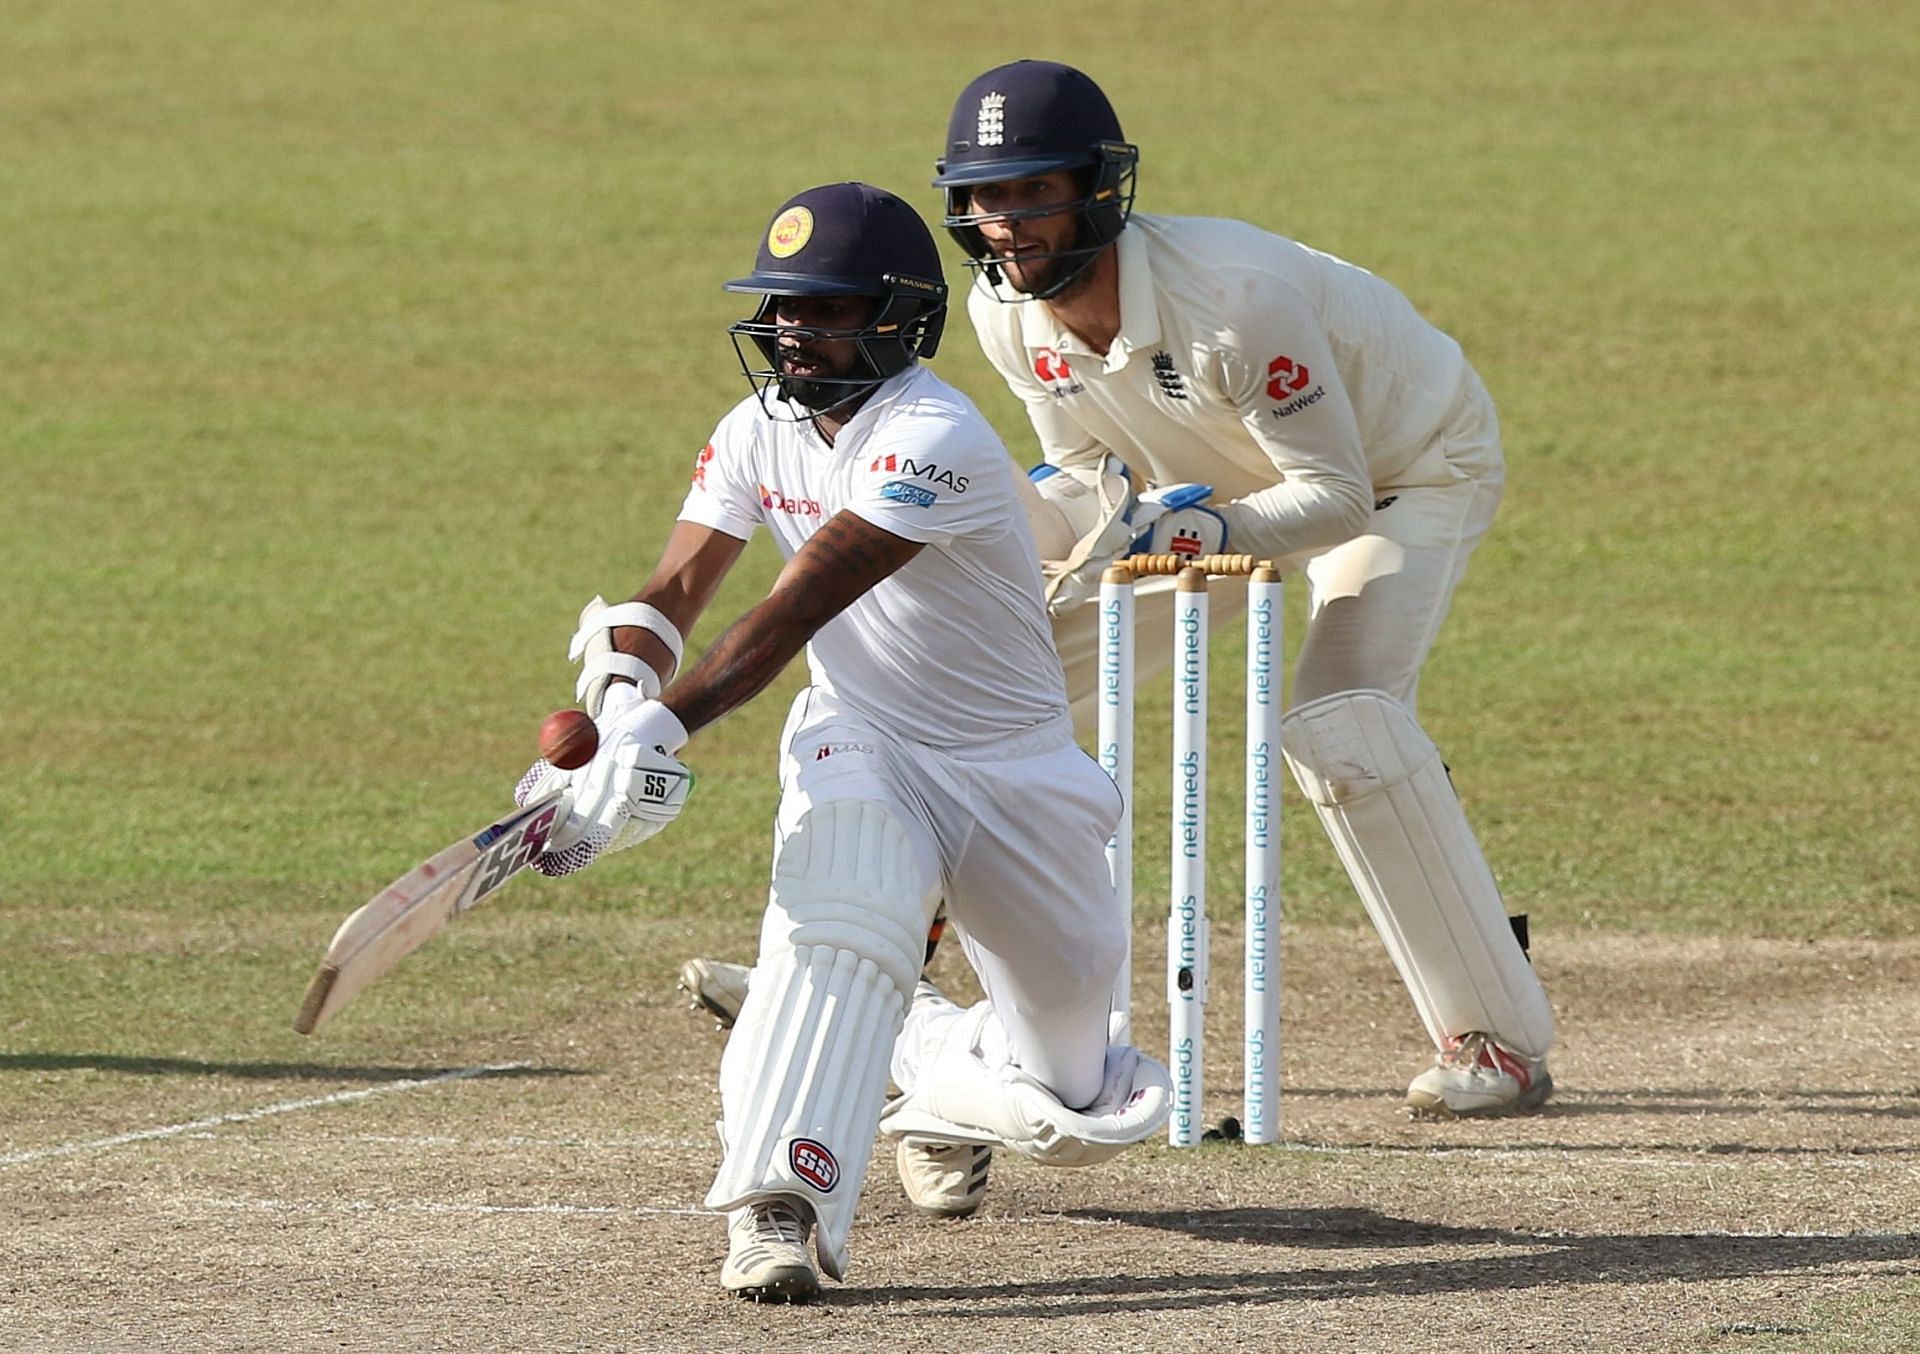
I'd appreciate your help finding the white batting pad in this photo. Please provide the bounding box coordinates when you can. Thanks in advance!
[1282,690,1554,1059]
[879,1000,1172,1168]
[704,801,935,1281]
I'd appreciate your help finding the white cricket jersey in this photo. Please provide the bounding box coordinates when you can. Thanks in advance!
[678,365,1068,748]
[969,213,1487,560]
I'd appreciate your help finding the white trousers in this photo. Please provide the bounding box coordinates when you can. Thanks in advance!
[770,688,1126,1111]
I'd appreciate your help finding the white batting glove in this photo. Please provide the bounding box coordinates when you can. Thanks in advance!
[1129,484,1227,560]
[514,693,695,877]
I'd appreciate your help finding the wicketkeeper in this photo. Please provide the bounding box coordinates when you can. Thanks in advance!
[515,182,1168,1303]
[943,59,1556,1120]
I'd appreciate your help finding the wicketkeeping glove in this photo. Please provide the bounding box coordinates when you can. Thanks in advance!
[1129,483,1228,560]
[513,688,695,877]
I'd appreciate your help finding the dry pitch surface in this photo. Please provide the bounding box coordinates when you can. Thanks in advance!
[6,928,1917,1352]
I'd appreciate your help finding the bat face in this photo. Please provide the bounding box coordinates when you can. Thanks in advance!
[293,789,569,1034]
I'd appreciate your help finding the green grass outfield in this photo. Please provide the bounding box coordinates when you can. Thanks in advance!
[3,0,1916,1056]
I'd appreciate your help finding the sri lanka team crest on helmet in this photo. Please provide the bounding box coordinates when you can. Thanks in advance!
[767,206,814,259]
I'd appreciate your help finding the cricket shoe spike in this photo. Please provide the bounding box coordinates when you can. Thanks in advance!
[678,957,749,1029]
[720,1198,820,1303]
[1405,1032,1553,1119]
[896,1136,991,1218]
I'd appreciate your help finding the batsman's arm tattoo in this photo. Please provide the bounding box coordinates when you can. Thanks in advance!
[662,510,923,735]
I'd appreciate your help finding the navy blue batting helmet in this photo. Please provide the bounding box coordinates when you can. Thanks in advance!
[932,61,1137,300]
[726,183,947,418]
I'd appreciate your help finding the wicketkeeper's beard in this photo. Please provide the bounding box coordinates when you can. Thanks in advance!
[993,217,1101,302]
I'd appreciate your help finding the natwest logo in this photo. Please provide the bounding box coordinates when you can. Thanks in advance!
[759,483,823,516]
[1266,355,1311,400]
[1267,354,1326,418]
[868,453,969,493]
[1034,346,1083,398]
[690,442,715,488]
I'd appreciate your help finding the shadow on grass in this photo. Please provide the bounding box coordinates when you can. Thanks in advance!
[848,1207,1920,1316]
[0,1054,587,1082]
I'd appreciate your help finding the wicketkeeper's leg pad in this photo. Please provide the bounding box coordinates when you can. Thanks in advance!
[879,996,1172,1168]
[1282,689,1554,1058]
[704,801,937,1281]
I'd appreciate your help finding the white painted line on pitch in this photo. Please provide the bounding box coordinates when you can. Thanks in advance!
[309,1132,708,1151]
[200,1196,714,1220]
[0,1062,530,1168]
[171,1130,707,1152]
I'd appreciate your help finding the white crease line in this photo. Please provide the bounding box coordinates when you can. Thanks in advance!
[202,1196,712,1219]
[190,1197,1918,1241]
[0,1062,530,1167]
[307,1132,707,1150]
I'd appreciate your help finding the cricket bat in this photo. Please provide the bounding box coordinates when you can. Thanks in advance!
[292,788,570,1034]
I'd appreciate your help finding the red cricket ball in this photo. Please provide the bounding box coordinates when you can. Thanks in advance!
[537,708,599,770]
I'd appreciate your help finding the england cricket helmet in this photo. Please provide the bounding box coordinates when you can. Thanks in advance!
[932,60,1138,299]
[725,182,947,418]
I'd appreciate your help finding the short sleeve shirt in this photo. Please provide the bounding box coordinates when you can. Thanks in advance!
[678,366,1067,747]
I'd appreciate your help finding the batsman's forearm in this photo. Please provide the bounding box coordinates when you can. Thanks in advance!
[658,593,822,736]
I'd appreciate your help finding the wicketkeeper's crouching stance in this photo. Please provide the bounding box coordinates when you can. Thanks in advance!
[515,183,1168,1302]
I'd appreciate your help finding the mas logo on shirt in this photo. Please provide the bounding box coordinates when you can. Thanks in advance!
[813,740,875,761]
[690,442,715,488]
[869,453,969,493]
[760,483,823,517]
[880,479,937,508]
[1267,354,1326,417]
[1034,346,1083,398]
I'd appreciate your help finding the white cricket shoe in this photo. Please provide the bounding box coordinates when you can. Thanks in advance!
[896,1137,992,1218]
[678,958,749,1029]
[720,1197,819,1303]
[1405,1032,1553,1119]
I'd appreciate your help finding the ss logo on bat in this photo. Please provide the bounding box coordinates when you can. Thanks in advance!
[470,804,559,901]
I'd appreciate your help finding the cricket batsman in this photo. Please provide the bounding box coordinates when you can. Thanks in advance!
[515,182,1168,1302]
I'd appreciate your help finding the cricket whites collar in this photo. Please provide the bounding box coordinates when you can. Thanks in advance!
[1015,224,1160,374]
